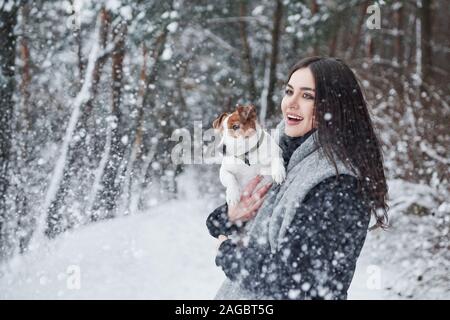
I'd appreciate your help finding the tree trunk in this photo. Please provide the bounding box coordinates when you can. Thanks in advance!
[350,1,370,60]
[420,0,433,84]
[238,0,257,103]
[133,30,168,209]
[266,0,283,121]
[0,4,19,258]
[94,21,128,219]
[311,0,319,55]
[121,44,148,214]
[365,34,374,60]
[45,8,111,237]
[37,12,105,242]
[394,3,405,101]
[71,0,85,81]
[14,2,34,253]
[328,16,340,57]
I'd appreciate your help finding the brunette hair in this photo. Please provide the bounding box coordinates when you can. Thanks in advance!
[287,56,389,229]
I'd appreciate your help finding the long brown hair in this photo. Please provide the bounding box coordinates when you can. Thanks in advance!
[287,56,389,229]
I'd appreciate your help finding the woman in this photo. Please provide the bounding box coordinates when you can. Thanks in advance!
[206,56,388,300]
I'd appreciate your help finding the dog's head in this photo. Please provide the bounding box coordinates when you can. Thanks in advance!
[213,104,258,139]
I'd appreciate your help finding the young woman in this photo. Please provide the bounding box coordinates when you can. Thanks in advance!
[206,56,389,300]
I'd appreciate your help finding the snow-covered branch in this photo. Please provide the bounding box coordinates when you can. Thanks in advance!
[205,15,270,27]
[419,141,450,165]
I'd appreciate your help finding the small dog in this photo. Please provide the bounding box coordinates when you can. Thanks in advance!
[213,104,286,205]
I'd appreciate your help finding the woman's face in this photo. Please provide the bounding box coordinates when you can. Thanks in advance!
[281,67,316,137]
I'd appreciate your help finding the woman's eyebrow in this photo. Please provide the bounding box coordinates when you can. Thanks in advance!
[286,83,315,92]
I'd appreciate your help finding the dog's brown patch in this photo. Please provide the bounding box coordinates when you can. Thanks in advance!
[212,112,229,132]
[226,104,257,138]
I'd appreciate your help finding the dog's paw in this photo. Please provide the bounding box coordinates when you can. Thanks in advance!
[226,187,241,206]
[271,161,286,185]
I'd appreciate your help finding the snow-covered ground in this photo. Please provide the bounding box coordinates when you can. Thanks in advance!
[0,201,385,299]
[0,175,448,299]
[0,197,224,299]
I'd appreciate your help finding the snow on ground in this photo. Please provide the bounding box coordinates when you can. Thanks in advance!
[1,174,447,299]
[0,197,224,299]
[0,199,388,299]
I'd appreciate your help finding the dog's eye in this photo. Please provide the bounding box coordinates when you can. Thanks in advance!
[232,124,240,131]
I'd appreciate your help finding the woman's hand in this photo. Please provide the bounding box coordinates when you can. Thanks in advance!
[216,234,228,251]
[228,175,272,223]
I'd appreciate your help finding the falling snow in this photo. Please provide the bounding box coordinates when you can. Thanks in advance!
[0,0,448,300]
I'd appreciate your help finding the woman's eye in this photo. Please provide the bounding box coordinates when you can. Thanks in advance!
[303,93,314,100]
[232,124,240,130]
[284,88,293,95]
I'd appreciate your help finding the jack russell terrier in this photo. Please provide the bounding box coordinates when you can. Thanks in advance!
[213,104,286,205]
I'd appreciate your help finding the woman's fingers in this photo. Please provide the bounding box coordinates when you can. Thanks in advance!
[241,175,263,198]
[229,203,253,222]
[240,183,271,217]
[248,196,266,218]
[228,178,271,223]
[240,183,271,220]
[218,235,228,242]
[216,235,228,251]
[232,199,263,222]
[254,182,272,200]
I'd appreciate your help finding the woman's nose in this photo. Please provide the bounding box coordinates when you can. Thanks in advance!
[287,102,300,110]
[286,95,300,110]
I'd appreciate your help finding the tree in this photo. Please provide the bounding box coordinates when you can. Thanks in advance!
[238,0,257,103]
[0,1,19,258]
[45,7,112,237]
[93,19,128,218]
[264,0,283,122]
[419,0,433,85]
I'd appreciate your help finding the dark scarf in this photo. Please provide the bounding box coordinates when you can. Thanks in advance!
[279,129,317,167]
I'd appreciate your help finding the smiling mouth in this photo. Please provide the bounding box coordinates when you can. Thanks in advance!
[286,114,303,125]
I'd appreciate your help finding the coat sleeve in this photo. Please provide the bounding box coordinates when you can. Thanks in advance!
[215,175,371,299]
[206,203,248,238]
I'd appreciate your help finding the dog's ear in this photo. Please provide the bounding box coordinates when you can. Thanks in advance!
[247,104,257,120]
[236,104,244,116]
[212,112,229,131]
[238,104,257,123]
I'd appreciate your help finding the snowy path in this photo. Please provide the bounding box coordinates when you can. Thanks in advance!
[0,197,387,299]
